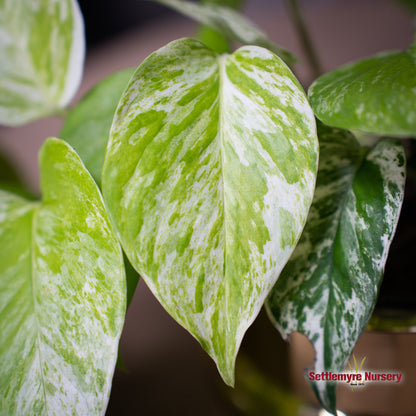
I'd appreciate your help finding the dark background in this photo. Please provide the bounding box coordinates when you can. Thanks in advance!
[78,0,173,47]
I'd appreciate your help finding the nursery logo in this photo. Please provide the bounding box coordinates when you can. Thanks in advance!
[347,354,366,387]
[305,355,403,388]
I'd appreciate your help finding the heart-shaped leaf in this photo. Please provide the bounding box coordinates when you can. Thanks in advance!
[61,68,135,185]
[266,124,406,414]
[152,0,296,65]
[308,38,416,137]
[102,38,318,385]
[0,138,126,415]
[0,0,85,126]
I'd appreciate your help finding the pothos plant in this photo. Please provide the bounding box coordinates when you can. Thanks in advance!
[0,0,414,415]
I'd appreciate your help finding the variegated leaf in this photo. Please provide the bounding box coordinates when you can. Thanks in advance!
[266,124,406,414]
[0,138,126,415]
[60,69,140,307]
[61,68,135,185]
[102,38,318,385]
[152,0,296,65]
[0,0,85,126]
[308,36,416,137]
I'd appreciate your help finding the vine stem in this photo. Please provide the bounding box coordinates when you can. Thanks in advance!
[284,0,323,80]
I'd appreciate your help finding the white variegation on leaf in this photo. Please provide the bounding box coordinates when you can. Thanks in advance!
[266,124,406,414]
[153,0,296,65]
[102,38,318,385]
[308,39,416,137]
[0,0,85,126]
[0,138,126,415]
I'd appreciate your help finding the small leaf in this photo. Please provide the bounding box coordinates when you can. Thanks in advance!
[0,138,126,415]
[152,0,296,65]
[266,124,406,413]
[0,0,85,126]
[195,0,245,54]
[102,38,318,385]
[61,68,135,185]
[308,44,416,137]
[197,25,231,54]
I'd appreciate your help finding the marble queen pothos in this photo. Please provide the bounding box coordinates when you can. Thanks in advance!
[102,38,319,385]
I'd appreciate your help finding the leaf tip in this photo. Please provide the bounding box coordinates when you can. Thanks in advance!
[218,363,236,387]
[311,380,338,416]
[213,347,238,387]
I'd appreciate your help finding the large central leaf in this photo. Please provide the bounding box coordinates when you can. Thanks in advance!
[102,38,318,384]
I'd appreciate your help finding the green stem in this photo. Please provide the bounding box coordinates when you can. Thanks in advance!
[284,0,322,79]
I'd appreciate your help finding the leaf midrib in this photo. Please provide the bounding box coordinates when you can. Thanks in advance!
[307,152,364,411]
[320,148,368,372]
[217,53,229,341]
[29,203,49,415]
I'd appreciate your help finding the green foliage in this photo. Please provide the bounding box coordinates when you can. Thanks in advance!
[102,37,318,385]
[197,25,231,54]
[308,41,416,137]
[60,68,135,186]
[152,0,296,65]
[0,1,413,415]
[60,68,141,306]
[0,0,85,126]
[0,138,126,415]
[196,0,245,53]
[267,124,406,413]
